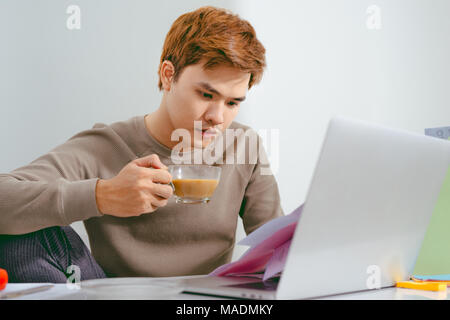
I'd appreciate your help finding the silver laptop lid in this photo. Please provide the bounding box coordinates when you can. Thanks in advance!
[277,116,450,299]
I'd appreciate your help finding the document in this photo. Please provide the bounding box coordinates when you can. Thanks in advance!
[238,204,303,248]
[210,204,303,280]
[263,239,291,281]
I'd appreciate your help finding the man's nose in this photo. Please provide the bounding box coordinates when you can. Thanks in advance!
[204,103,225,126]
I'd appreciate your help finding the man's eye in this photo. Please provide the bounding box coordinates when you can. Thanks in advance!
[227,101,238,107]
[202,92,213,99]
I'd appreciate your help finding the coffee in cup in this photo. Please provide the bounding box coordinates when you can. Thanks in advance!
[168,165,221,204]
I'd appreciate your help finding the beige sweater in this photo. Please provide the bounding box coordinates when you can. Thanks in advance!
[0,114,284,277]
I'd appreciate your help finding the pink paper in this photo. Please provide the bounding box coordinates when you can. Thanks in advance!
[209,251,273,276]
[263,239,291,281]
[209,221,297,277]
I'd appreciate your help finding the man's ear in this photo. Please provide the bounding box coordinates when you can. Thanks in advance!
[160,60,175,92]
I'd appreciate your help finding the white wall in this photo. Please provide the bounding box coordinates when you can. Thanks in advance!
[0,0,247,260]
[233,0,450,217]
[2,1,450,262]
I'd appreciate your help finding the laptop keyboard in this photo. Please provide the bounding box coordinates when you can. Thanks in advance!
[224,276,280,292]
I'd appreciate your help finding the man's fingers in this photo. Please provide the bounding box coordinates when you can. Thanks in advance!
[153,184,174,199]
[134,154,167,169]
[151,169,172,184]
[152,195,169,208]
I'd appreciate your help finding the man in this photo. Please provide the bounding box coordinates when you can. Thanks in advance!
[0,6,283,282]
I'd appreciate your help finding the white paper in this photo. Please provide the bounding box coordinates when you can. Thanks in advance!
[238,203,303,247]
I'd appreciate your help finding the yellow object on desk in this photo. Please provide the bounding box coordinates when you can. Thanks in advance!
[396,281,447,292]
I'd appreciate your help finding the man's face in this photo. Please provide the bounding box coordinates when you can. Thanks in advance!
[164,62,250,149]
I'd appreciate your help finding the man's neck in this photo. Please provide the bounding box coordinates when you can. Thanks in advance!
[144,104,177,150]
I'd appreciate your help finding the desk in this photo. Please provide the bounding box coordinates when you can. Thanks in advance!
[1,276,448,300]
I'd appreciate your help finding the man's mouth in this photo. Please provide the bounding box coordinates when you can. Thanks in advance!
[197,127,219,139]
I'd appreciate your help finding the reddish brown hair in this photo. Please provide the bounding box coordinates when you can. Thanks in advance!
[158,6,266,90]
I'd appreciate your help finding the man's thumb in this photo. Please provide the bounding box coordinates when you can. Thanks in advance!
[134,154,167,169]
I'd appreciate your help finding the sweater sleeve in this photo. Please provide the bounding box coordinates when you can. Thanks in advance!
[239,134,284,235]
[0,123,135,235]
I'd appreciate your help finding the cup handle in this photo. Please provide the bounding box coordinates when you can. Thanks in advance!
[169,181,175,192]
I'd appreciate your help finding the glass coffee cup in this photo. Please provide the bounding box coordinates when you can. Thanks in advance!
[168,165,221,204]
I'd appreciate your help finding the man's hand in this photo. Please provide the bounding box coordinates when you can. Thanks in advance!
[95,154,173,217]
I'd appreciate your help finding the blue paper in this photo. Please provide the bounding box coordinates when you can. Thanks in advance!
[413,274,450,281]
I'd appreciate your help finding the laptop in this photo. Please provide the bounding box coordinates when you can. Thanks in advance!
[181,115,450,299]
